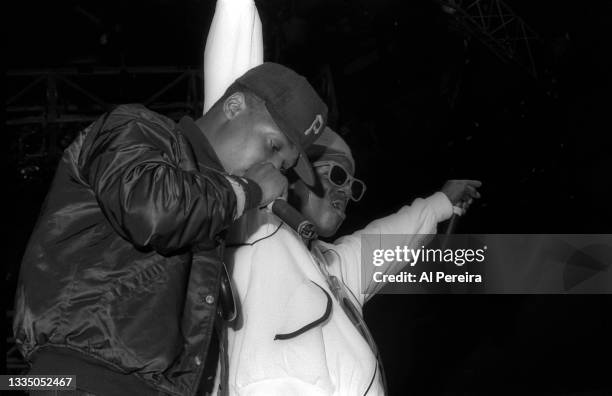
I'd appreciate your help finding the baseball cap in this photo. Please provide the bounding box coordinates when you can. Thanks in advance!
[226,63,328,187]
[306,127,355,175]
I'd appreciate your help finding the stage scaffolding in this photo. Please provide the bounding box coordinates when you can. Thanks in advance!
[6,66,203,161]
[437,0,540,78]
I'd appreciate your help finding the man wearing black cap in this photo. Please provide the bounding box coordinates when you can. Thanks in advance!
[13,63,327,396]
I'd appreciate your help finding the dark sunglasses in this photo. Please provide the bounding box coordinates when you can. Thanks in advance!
[314,161,366,202]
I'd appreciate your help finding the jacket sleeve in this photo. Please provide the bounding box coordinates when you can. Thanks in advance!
[203,0,263,114]
[83,114,239,255]
[327,192,453,306]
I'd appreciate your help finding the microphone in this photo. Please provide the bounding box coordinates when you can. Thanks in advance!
[441,211,461,251]
[445,213,460,235]
[270,199,318,242]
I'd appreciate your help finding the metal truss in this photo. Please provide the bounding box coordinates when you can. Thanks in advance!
[6,66,204,165]
[437,0,540,78]
[6,66,204,126]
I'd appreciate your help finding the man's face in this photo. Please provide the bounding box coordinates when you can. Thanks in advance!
[290,157,353,238]
[216,97,299,175]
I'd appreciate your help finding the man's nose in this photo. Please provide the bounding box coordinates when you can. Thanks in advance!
[268,156,284,170]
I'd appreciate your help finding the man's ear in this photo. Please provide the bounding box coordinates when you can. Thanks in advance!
[222,92,247,120]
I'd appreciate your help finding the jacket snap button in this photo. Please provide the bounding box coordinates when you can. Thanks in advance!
[205,294,215,305]
[194,356,202,366]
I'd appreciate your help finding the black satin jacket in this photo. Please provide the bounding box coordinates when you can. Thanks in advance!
[13,105,248,396]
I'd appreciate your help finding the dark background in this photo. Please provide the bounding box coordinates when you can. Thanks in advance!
[5,0,612,394]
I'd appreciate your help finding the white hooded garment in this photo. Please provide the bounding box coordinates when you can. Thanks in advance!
[223,193,453,396]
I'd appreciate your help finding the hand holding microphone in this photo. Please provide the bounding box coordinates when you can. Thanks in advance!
[441,179,482,235]
[245,162,317,242]
[244,162,288,206]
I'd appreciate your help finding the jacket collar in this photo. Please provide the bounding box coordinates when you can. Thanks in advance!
[179,116,224,172]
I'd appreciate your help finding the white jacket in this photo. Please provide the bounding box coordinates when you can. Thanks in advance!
[223,192,453,396]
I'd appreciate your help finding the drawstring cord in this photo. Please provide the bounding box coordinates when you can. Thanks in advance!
[273,281,332,340]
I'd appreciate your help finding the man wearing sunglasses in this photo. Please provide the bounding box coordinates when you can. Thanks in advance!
[217,126,482,396]
[288,131,366,238]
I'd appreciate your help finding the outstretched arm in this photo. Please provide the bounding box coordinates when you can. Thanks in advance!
[203,0,263,114]
[325,180,482,306]
[328,192,453,306]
